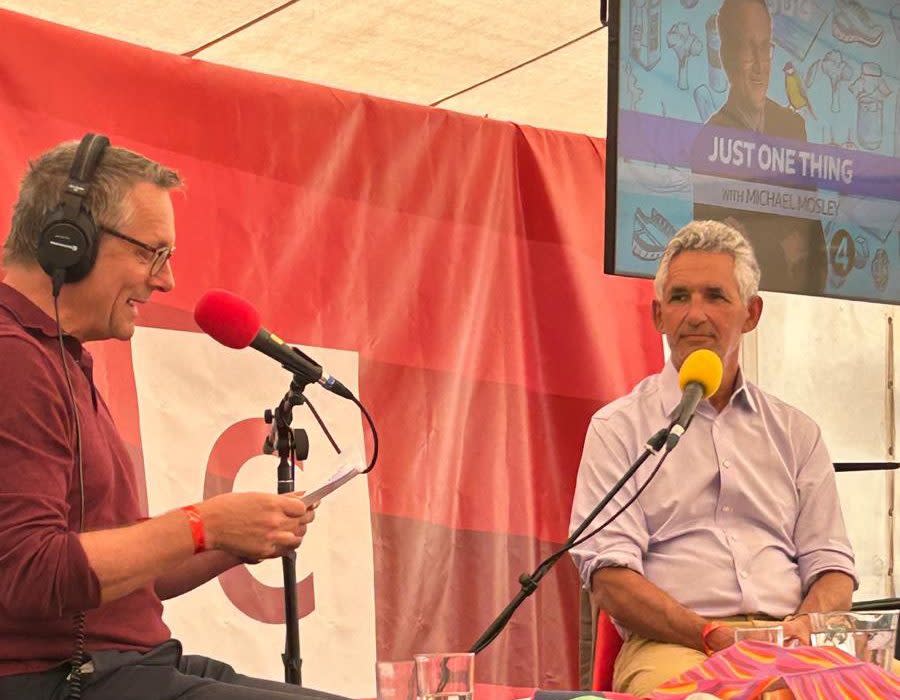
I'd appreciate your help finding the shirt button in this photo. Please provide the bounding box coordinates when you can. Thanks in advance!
[722,460,730,469]
[722,506,732,513]
[740,571,749,578]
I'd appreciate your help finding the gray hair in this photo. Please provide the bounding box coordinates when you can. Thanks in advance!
[654,220,761,303]
[3,139,182,266]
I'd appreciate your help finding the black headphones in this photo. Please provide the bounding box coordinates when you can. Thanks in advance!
[36,133,110,293]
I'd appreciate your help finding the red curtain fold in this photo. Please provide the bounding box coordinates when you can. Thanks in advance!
[0,9,662,693]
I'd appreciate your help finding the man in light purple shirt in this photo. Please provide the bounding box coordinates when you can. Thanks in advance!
[569,220,856,696]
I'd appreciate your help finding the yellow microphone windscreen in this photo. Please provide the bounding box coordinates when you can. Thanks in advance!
[678,349,723,398]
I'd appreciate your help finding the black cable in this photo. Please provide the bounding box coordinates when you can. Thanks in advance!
[53,295,85,529]
[429,26,607,108]
[510,425,673,591]
[300,395,342,455]
[181,0,302,57]
[566,425,670,547]
[529,448,675,592]
[52,294,87,699]
[568,447,673,553]
[469,433,677,654]
[67,612,87,700]
[292,380,377,473]
[348,394,378,474]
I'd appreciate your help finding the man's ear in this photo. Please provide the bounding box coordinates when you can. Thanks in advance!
[742,295,763,333]
[652,299,663,333]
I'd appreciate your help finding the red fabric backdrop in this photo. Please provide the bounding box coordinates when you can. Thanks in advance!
[0,9,662,695]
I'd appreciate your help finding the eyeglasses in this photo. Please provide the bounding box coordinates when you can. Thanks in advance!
[100,226,174,276]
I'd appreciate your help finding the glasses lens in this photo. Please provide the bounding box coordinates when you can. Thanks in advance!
[150,248,172,276]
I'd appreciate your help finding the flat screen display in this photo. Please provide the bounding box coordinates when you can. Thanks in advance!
[606,0,900,303]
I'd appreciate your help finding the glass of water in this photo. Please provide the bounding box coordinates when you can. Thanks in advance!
[733,624,784,646]
[414,652,474,700]
[808,610,899,670]
[376,660,417,700]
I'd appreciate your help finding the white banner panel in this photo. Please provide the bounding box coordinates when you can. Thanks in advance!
[131,327,375,697]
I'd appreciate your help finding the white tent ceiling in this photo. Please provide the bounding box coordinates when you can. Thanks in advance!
[1,0,608,137]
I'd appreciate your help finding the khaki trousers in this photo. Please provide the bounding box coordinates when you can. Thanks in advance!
[612,615,779,697]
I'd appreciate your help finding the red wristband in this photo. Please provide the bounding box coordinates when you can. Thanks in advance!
[701,622,728,655]
[181,505,206,554]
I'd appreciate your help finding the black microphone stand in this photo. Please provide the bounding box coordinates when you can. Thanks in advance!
[262,374,342,685]
[263,379,306,686]
[468,426,671,654]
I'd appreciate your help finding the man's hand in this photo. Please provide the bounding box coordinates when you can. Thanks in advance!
[79,493,318,605]
[782,614,812,647]
[196,492,316,561]
[780,570,854,646]
[704,624,736,654]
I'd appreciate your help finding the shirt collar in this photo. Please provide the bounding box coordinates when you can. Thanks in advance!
[0,282,89,366]
[660,360,758,417]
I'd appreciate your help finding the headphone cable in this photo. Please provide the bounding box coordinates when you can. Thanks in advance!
[52,293,87,699]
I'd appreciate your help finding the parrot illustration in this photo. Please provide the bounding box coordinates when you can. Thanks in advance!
[784,61,816,119]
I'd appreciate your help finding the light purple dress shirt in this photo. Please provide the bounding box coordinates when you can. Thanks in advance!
[569,362,856,624]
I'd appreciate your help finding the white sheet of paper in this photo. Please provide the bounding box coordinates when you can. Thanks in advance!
[300,464,361,506]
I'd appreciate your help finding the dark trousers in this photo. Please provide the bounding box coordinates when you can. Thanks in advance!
[0,640,350,700]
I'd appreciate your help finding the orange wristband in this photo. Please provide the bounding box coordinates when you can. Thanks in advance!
[181,505,206,554]
[701,621,728,655]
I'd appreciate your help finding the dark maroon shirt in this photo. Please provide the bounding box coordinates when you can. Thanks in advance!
[0,283,169,676]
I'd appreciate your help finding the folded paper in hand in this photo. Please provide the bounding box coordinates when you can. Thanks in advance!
[300,465,361,506]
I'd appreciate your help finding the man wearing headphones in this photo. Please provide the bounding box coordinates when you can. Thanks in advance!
[0,136,345,700]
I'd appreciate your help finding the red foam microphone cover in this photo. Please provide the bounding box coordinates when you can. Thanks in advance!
[194,289,261,349]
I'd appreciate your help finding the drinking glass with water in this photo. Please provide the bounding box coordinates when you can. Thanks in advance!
[414,652,474,700]
[808,610,899,670]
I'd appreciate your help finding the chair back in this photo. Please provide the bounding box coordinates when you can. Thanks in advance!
[591,610,623,691]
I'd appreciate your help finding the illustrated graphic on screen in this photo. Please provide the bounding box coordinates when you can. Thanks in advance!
[832,0,884,46]
[667,22,703,90]
[633,207,677,260]
[608,0,900,304]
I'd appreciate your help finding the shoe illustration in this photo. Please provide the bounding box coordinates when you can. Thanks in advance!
[833,0,884,47]
[632,207,676,260]
[622,160,690,195]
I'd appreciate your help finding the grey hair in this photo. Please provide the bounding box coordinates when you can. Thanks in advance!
[654,220,761,303]
[3,140,181,266]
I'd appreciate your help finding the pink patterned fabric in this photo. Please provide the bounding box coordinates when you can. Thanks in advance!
[650,640,900,699]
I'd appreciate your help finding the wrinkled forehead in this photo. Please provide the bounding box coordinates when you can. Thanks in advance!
[662,250,740,293]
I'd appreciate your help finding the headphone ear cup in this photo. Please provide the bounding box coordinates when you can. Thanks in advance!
[36,133,109,291]
[36,206,97,283]
[65,221,99,283]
